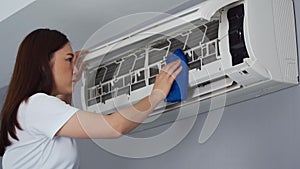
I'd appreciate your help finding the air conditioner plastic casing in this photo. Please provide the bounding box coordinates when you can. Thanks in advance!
[74,0,298,132]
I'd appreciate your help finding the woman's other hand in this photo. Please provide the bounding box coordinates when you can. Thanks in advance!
[72,50,89,83]
[150,60,183,101]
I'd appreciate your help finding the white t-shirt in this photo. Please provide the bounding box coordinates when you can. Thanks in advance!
[2,93,80,169]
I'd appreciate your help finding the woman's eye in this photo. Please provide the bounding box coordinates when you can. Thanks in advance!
[67,58,73,62]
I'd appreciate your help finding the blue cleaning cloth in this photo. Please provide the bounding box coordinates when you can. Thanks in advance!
[165,49,189,102]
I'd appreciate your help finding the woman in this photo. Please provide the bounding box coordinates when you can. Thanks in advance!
[0,29,182,168]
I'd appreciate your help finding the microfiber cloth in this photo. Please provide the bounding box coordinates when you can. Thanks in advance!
[165,49,189,102]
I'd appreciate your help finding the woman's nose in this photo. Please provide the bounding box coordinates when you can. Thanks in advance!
[73,65,78,75]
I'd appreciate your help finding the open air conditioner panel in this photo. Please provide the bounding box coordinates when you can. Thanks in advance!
[77,0,298,133]
[82,3,250,114]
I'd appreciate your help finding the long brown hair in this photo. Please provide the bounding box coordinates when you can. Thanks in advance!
[0,29,69,156]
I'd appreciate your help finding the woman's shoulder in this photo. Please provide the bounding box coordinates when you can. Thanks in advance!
[20,93,74,116]
[29,92,58,100]
[18,93,60,120]
[25,93,62,106]
[30,92,52,98]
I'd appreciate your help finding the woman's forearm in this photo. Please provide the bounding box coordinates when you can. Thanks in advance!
[108,91,164,135]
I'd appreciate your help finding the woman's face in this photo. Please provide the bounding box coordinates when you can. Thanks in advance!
[50,43,77,95]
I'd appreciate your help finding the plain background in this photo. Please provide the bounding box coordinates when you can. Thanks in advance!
[1,0,300,168]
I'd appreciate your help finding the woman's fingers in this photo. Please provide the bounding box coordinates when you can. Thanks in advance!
[73,50,89,65]
[161,59,182,80]
[162,60,181,73]
[170,65,183,80]
[73,50,89,82]
[151,60,183,101]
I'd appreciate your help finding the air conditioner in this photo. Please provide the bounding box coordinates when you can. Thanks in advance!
[75,0,298,136]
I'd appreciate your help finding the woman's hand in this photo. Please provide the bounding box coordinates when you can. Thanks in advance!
[72,50,89,83]
[150,60,183,101]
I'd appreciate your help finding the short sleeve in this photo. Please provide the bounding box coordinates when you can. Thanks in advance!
[23,93,79,138]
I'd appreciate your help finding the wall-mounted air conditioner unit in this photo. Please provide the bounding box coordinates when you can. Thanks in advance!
[76,0,298,137]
